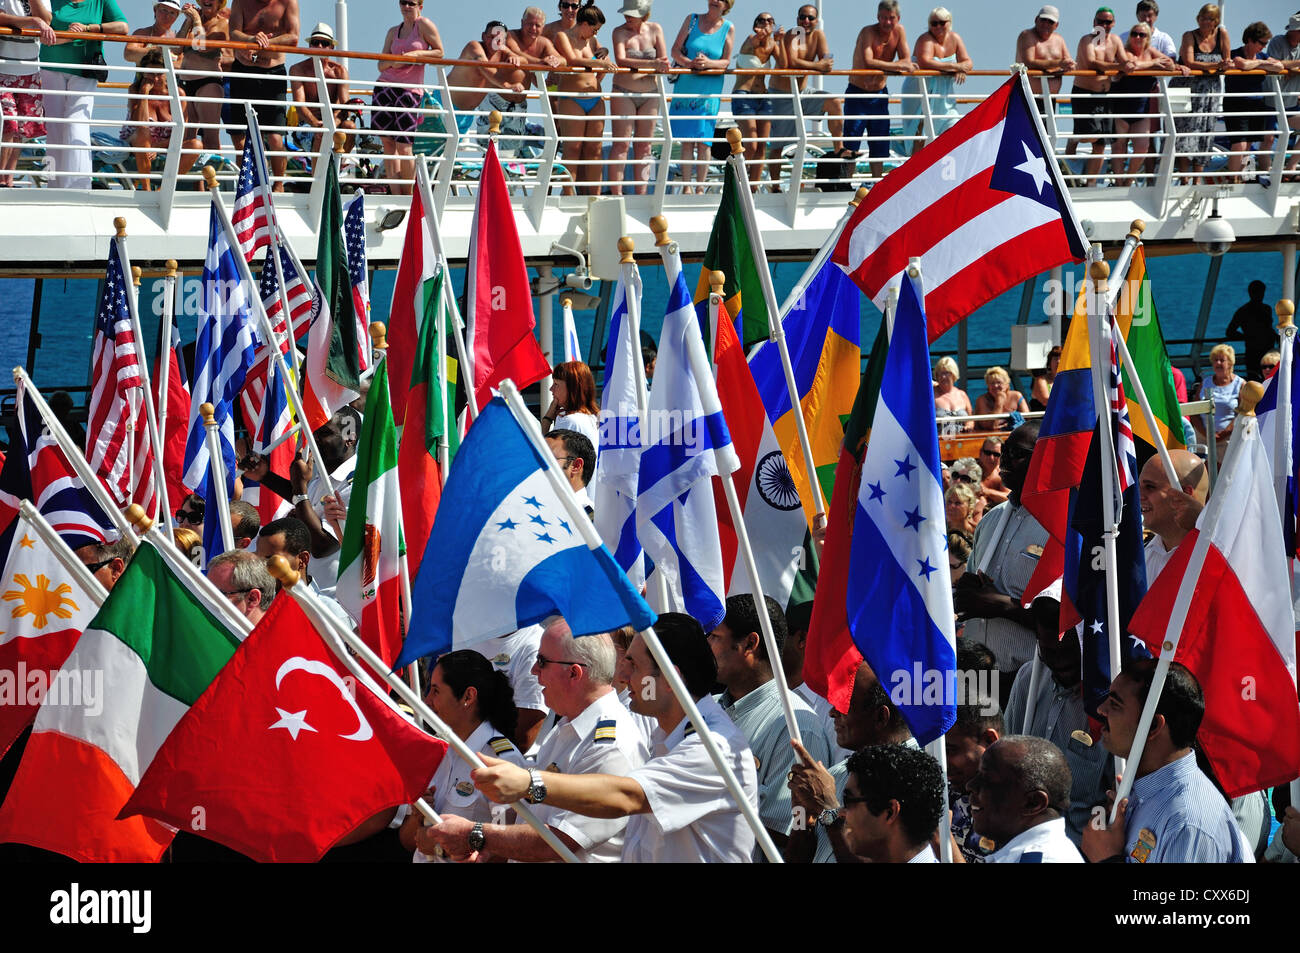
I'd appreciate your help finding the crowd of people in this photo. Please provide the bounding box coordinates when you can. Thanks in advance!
[4,1,1300,191]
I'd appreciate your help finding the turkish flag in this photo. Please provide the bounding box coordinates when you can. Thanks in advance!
[120,595,447,862]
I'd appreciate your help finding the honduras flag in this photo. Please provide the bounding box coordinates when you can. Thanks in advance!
[1257,332,1300,557]
[592,267,646,588]
[183,204,258,561]
[847,273,956,745]
[635,250,739,631]
[397,396,656,667]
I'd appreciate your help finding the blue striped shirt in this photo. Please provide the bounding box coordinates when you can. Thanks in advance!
[1124,753,1254,863]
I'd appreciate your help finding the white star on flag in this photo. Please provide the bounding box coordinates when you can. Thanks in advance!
[1014,141,1051,196]
[269,708,317,740]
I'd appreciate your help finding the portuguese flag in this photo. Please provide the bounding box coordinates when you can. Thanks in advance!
[398,267,458,579]
[337,358,406,668]
[695,163,770,349]
[0,541,240,862]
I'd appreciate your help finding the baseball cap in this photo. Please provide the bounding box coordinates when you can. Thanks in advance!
[1036,5,1059,22]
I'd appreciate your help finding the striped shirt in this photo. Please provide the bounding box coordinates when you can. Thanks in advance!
[1124,752,1255,863]
[965,501,1049,674]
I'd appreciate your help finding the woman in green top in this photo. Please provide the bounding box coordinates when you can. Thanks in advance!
[40,0,128,189]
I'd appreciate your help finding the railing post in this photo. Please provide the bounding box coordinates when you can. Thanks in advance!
[918,75,936,142]
[1038,74,1059,144]
[306,54,338,226]
[651,73,672,216]
[528,88,560,229]
[1267,74,1288,212]
[158,47,184,227]
[432,66,458,217]
[1153,75,1179,214]
[785,75,806,221]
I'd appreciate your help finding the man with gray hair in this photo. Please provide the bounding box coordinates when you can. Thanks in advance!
[968,735,1083,862]
[424,617,648,862]
[74,535,136,592]
[207,550,276,625]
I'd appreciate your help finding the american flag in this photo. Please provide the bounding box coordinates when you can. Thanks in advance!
[86,241,155,515]
[0,379,120,558]
[232,128,273,264]
[184,204,259,560]
[343,191,371,371]
[260,236,313,340]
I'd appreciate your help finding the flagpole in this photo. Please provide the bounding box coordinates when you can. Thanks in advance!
[18,501,110,604]
[1109,394,1262,819]
[125,503,254,637]
[156,259,177,526]
[460,112,505,419]
[925,736,954,863]
[721,133,828,544]
[706,270,805,751]
[270,225,304,386]
[1104,222,1180,490]
[777,187,869,320]
[498,379,783,864]
[200,401,237,554]
[267,554,581,863]
[618,239,652,424]
[114,221,171,528]
[13,369,136,541]
[562,297,578,363]
[1274,302,1300,807]
[414,158,475,425]
[646,222,682,610]
[201,168,343,525]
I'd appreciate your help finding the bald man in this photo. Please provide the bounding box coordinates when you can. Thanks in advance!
[1137,449,1209,583]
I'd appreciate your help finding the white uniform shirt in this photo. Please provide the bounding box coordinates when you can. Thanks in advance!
[622,694,759,863]
[906,846,938,863]
[617,687,660,751]
[1143,535,1177,586]
[413,720,527,863]
[477,625,548,714]
[987,818,1084,863]
[528,690,650,862]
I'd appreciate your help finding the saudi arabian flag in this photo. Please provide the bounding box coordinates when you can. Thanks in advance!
[0,541,240,862]
[1116,246,1186,451]
[337,358,406,668]
[695,163,770,348]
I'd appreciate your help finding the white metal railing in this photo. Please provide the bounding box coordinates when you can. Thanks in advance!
[5,50,1300,224]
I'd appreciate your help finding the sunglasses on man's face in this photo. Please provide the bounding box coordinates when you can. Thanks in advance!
[176,508,203,523]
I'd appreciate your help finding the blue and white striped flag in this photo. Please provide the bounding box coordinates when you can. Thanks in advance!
[847,272,956,745]
[183,204,258,560]
[635,251,739,631]
[592,267,645,588]
[562,298,581,363]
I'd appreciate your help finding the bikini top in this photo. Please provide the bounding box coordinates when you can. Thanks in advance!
[626,47,657,59]
[735,50,767,70]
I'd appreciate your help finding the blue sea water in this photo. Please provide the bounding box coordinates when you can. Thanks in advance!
[0,249,1288,401]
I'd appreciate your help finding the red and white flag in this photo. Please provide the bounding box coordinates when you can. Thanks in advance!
[465,140,550,414]
[122,594,446,863]
[1129,415,1300,798]
[152,290,192,518]
[833,74,1087,341]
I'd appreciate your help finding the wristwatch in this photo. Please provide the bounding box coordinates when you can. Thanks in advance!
[291,493,310,506]
[467,822,486,852]
[524,768,547,804]
[817,807,844,829]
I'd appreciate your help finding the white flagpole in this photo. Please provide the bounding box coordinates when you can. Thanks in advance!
[777,187,869,320]
[156,260,178,529]
[721,136,828,544]
[645,222,682,610]
[414,159,476,425]
[14,368,135,541]
[562,297,579,363]
[18,501,110,604]
[114,221,171,530]
[200,401,237,554]
[201,168,342,530]
[705,270,804,751]
[267,551,580,862]
[498,378,783,864]
[618,239,652,427]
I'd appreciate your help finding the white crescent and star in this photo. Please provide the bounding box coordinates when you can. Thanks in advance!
[268,656,374,743]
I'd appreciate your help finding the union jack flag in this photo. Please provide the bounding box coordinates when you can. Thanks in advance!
[1109,334,1137,494]
[86,241,155,515]
[343,190,371,371]
[232,106,273,263]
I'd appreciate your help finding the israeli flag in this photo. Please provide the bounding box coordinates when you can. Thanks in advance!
[847,273,956,745]
[397,396,656,667]
[183,204,257,559]
[635,255,739,631]
[592,269,645,587]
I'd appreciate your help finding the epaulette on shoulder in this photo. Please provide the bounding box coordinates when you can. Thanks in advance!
[488,735,516,755]
[593,718,617,744]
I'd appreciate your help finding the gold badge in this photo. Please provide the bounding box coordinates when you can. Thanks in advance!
[546,762,561,773]
[1130,827,1157,863]
[1025,544,1044,557]
[455,780,474,797]
[492,653,510,665]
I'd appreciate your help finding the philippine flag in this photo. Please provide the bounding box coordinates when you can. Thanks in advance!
[846,272,957,745]
[396,396,656,667]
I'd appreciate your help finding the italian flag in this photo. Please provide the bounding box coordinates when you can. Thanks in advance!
[303,158,361,431]
[0,541,240,862]
[397,266,458,579]
[337,358,406,668]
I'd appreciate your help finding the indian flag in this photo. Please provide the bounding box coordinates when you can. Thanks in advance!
[0,541,240,862]
[337,358,406,668]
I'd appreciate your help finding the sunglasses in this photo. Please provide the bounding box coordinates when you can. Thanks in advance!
[535,653,588,668]
[83,557,116,573]
[930,19,949,26]
[176,508,204,523]
[309,39,333,47]
[951,473,975,484]
[797,13,817,21]
[1097,18,1114,25]
[756,17,775,24]
[560,1,580,8]
[980,448,1001,459]
[399,0,419,6]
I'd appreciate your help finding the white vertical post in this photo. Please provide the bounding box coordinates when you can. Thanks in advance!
[156,261,178,530]
[200,401,237,554]
[538,263,555,424]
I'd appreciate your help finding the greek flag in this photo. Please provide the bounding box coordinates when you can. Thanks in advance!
[847,273,956,745]
[634,253,739,631]
[183,204,258,559]
[592,269,645,587]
